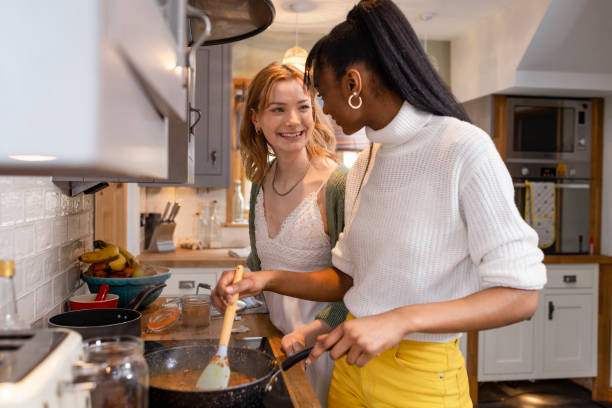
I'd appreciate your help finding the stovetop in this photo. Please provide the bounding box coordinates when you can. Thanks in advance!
[144,337,293,408]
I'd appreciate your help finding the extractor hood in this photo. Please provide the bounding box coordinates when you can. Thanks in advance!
[451,0,612,102]
[187,0,275,45]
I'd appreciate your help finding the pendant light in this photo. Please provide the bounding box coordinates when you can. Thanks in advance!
[420,12,440,72]
[281,1,311,72]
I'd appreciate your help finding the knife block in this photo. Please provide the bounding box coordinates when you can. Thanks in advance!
[147,222,176,252]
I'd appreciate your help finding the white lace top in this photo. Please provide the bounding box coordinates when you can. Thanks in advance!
[254,183,333,335]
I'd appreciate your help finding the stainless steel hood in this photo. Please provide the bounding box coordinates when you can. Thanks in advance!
[187,0,275,46]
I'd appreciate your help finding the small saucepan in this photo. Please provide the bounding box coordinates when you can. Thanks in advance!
[48,283,166,340]
[146,345,312,408]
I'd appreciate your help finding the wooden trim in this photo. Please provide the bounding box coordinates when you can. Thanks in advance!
[493,95,507,160]
[94,183,127,249]
[222,223,248,228]
[467,331,479,403]
[590,98,604,255]
[226,78,251,224]
[593,264,612,401]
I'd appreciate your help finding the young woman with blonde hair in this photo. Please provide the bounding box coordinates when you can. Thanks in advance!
[239,62,348,406]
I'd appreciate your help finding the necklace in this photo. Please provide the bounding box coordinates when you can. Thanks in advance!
[272,160,311,197]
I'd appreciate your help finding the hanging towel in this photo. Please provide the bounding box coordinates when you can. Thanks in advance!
[524,180,556,248]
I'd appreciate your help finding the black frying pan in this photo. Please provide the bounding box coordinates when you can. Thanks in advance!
[48,283,165,340]
[146,345,312,408]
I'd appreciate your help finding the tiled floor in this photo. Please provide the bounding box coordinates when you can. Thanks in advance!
[477,380,612,407]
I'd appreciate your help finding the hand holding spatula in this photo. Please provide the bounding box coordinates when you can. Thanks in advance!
[196,265,244,390]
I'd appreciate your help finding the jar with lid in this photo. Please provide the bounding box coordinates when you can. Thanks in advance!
[74,336,148,408]
[0,260,28,330]
[181,284,212,327]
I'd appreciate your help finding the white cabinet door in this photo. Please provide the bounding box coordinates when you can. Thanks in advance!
[542,293,596,377]
[479,318,536,380]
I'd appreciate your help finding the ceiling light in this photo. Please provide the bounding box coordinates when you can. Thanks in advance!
[9,155,56,162]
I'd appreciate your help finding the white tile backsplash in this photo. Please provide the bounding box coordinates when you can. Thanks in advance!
[0,176,93,326]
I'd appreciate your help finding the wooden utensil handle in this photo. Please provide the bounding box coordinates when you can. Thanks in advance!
[219,265,244,346]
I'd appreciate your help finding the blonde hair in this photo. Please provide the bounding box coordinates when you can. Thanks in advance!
[240,62,337,183]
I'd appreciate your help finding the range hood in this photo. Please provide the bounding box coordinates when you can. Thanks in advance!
[187,0,275,45]
[451,0,612,102]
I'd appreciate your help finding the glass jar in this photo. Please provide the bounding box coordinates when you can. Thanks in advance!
[232,180,245,222]
[207,200,222,248]
[181,295,211,327]
[76,336,149,408]
[0,260,28,330]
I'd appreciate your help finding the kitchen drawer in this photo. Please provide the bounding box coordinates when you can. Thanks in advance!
[163,268,220,296]
[545,264,597,289]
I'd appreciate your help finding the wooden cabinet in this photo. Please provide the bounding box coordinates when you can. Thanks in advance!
[478,264,598,381]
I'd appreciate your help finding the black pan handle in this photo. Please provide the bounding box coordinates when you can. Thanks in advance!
[265,347,313,392]
[125,283,167,311]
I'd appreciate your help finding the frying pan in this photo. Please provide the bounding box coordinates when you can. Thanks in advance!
[48,283,166,340]
[146,344,312,408]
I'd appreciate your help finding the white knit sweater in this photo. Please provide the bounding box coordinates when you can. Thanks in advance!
[332,102,547,343]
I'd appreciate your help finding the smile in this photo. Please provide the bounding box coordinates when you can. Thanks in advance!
[278,130,304,138]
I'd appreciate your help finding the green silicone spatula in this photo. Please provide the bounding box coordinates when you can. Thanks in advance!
[196,265,244,390]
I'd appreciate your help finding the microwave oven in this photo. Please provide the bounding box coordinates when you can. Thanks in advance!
[505,97,592,163]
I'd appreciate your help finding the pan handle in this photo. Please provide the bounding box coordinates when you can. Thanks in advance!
[125,283,167,311]
[264,347,313,392]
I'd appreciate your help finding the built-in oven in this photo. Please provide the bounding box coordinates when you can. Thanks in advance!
[508,162,591,255]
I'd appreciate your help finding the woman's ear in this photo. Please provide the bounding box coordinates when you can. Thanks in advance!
[345,68,363,95]
[250,108,260,132]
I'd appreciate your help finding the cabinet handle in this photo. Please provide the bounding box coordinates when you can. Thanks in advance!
[563,275,577,283]
[548,301,555,320]
[210,150,217,164]
[179,280,195,289]
[189,106,202,135]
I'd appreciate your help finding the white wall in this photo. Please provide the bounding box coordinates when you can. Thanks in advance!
[451,0,550,102]
[0,177,93,327]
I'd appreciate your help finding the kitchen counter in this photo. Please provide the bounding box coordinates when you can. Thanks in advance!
[141,298,320,408]
[139,248,247,268]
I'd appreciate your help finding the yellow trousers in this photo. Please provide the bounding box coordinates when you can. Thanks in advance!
[328,315,472,408]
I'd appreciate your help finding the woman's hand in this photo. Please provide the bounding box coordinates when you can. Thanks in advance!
[211,269,272,312]
[307,310,407,368]
[282,320,333,356]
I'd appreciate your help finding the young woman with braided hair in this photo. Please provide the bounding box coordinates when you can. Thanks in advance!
[214,2,546,406]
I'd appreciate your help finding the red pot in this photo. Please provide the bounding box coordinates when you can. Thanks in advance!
[69,293,119,310]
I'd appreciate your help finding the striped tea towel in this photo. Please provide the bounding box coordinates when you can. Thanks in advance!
[525,180,556,248]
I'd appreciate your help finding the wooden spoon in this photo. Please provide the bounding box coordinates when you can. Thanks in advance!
[196,265,244,390]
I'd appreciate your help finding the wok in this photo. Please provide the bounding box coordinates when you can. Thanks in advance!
[146,344,312,408]
[48,283,166,340]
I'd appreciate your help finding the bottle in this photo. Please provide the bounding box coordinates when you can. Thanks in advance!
[208,200,222,248]
[0,260,28,330]
[232,180,245,222]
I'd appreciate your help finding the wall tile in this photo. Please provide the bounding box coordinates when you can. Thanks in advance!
[14,224,35,259]
[16,291,36,325]
[23,255,43,289]
[24,189,44,222]
[79,212,90,238]
[54,216,68,244]
[68,214,80,241]
[0,227,13,259]
[42,247,59,279]
[35,219,54,251]
[36,280,53,317]
[13,258,26,298]
[0,191,24,226]
[44,191,60,218]
[53,272,68,305]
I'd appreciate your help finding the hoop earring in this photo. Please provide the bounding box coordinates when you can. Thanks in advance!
[348,92,362,109]
[256,127,262,135]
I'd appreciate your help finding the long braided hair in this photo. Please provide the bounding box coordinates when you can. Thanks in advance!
[305,0,470,122]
